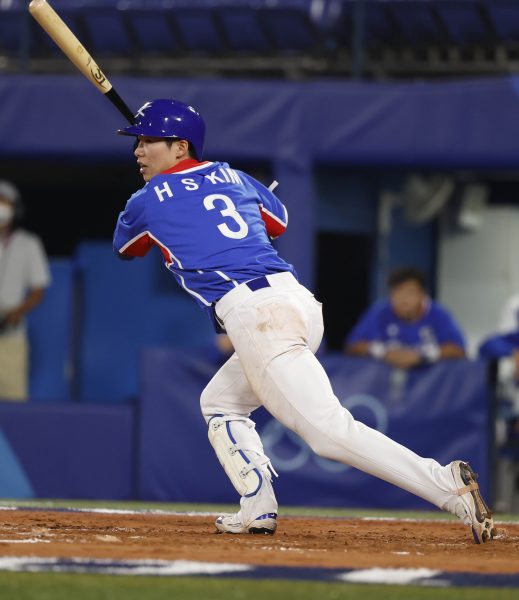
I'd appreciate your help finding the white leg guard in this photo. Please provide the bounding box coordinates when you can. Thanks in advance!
[207,415,277,498]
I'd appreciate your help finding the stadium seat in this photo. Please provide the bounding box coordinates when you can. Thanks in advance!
[216,7,271,54]
[333,0,399,53]
[434,1,494,48]
[259,7,324,54]
[388,1,446,50]
[125,9,184,55]
[80,8,134,56]
[171,8,227,55]
[0,9,27,58]
[483,0,519,45]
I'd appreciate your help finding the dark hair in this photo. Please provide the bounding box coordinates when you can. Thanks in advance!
[387,267,427,291]
[165,139,196,158]
[133,138,197,159]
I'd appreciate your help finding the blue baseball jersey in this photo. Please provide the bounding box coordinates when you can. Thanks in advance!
[113,159,296,312]
[479,331,519,359]
[346,299,466,352]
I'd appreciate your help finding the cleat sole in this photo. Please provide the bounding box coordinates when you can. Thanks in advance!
[459,462,494,544]
[248,527,276,535]
[471,528,481,544]
[215,513,277,535]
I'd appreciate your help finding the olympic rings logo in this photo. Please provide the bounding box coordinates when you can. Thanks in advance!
[260,394,388,473]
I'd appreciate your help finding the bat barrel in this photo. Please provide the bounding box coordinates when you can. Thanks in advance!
[29,0,111,94]
[28,0,134,123]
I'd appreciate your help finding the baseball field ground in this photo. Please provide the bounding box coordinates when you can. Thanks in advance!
[0,499,518,599]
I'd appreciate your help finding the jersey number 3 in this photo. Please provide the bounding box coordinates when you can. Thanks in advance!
[203,194,249,240]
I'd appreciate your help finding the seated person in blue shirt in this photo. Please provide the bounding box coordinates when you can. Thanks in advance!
[344,267,466,369]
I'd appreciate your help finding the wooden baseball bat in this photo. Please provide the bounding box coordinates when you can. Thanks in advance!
[28,0,134,124]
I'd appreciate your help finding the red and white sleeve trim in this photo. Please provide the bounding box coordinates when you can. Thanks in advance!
[119,231,154,257]
[259,204,288,239]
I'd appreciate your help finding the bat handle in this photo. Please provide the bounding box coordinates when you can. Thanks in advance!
[106,88,134,124]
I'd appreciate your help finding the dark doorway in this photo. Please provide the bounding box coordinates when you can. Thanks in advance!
[316,231,374,351]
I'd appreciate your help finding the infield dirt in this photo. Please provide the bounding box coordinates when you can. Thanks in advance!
[0,510,518,573]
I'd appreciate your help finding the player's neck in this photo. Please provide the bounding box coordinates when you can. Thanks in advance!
[0,225,12,240]
[162,158,203,174]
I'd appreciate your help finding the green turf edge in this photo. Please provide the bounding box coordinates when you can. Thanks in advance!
[0,572,517,600]
[1,498,518,522]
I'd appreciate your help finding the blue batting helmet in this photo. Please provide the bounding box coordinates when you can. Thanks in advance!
[117,99,205,160]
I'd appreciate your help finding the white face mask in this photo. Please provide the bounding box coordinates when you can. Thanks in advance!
[0,203,14,226]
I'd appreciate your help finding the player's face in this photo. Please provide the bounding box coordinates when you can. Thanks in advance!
[134,136,182,182]
[390,280,426,321]
[0,197,14,232]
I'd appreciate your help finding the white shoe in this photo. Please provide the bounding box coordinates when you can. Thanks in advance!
[215,512,277,535]
[451,460,496,544]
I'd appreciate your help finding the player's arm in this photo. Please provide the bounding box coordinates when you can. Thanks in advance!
[437,343,465,360]
[479,331,519,358]
[242,173,288,239]
[4,236,51,326]
[434,308,466,360]
[2,288,45,327]
[344,304,386,359]
[113,190,153,259]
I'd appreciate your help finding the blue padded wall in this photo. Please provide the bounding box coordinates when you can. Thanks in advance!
[27,259,75,403]
[0,402,134,499]
[74,241,214,403]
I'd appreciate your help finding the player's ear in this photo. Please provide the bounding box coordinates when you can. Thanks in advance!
[175,139,189,159]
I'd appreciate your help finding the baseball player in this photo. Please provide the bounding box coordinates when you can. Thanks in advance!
[346,267,466,368]
[113,99,495,543]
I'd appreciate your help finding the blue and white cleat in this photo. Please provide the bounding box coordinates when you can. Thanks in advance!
[215,512,277,535]
[451,460,496,544]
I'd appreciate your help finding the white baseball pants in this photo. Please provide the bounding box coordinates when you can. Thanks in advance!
[201,272,460,518]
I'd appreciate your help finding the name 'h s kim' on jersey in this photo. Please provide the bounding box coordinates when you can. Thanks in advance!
[113,159,296,311]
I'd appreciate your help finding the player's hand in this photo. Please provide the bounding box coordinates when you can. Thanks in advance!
[384,348,422,369]
[4,307,25,327]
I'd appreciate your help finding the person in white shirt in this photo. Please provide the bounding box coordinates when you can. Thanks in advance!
[498,293,519,388]
[479,293,519,415]
[478,292,519,511]
[0,180,51,401]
